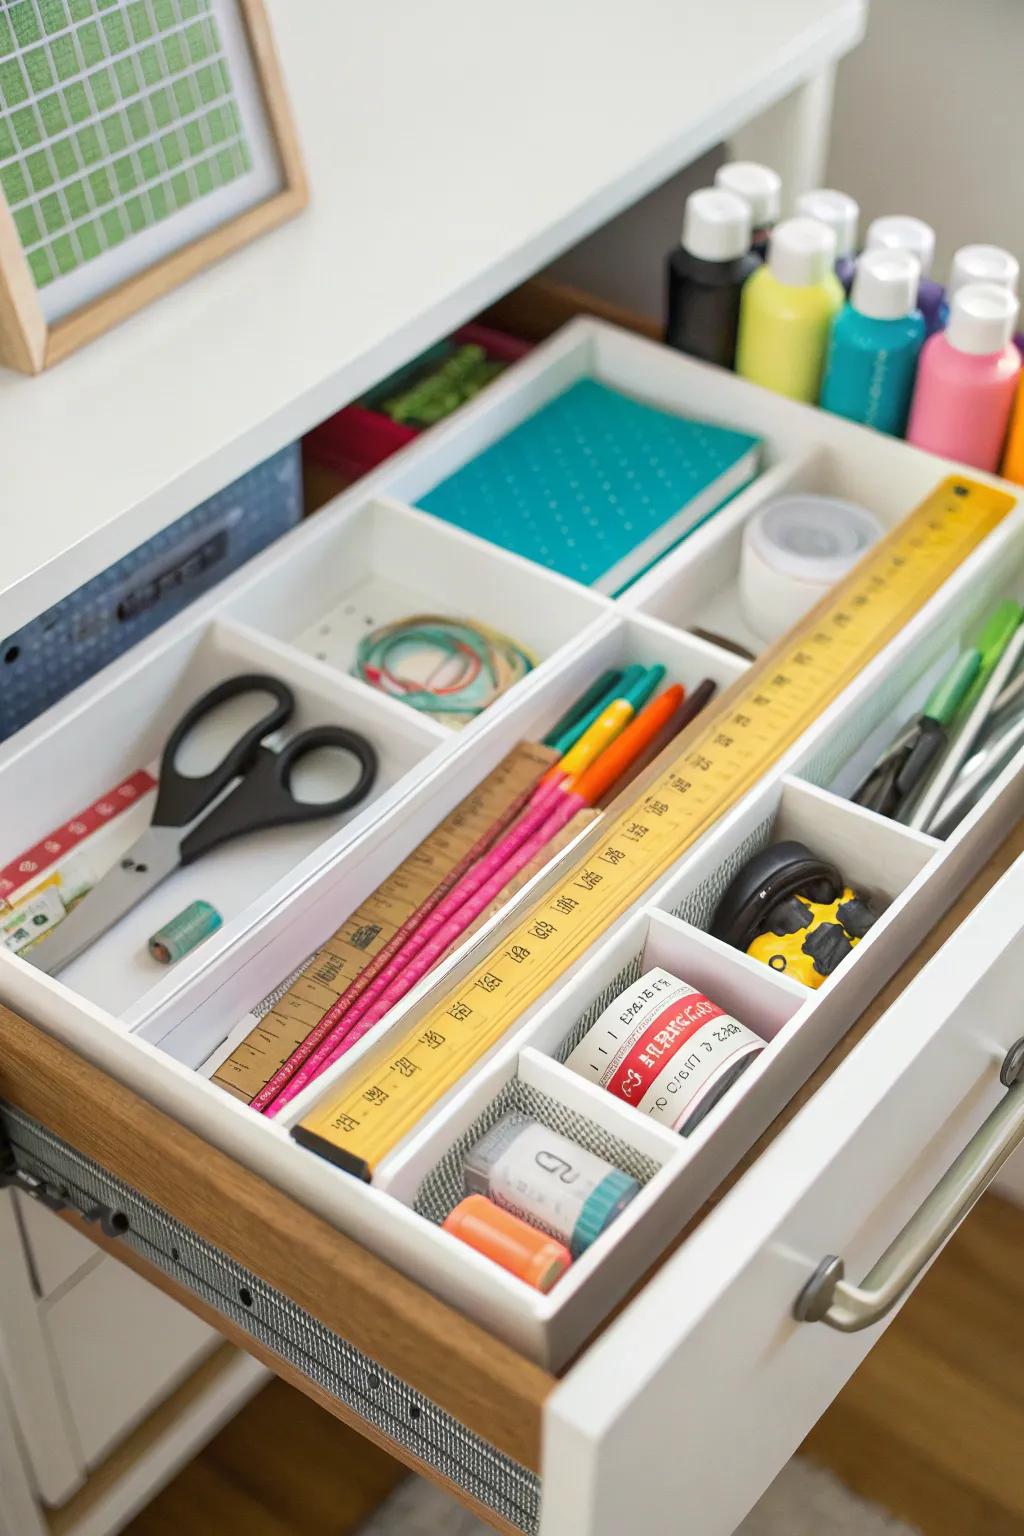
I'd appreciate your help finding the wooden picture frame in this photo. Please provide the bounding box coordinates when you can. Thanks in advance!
[0,0,306,374]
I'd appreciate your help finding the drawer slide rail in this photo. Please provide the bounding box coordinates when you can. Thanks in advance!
[0,1101,540,1534]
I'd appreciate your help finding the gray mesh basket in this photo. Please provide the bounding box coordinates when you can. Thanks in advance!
[414,1077,660,1228]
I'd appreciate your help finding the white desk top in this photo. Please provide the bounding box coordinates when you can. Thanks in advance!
[0,0,865,636]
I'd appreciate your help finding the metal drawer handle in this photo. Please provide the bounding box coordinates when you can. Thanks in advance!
[794,1037,1024,1332]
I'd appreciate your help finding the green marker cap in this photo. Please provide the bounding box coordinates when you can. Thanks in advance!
[550,665,644,754]
[924,649,982,726]
[971,600,1023,680]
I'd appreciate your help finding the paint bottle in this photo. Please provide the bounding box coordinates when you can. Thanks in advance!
[819,248,925,435]
[664,188,760,368]
[795,188,859,292]
[940,245,1021,348]
[1001,378,1024,483]
[906,282,1021,472]
[865,215,945,336]
[734,217,843,403]
[714,161,781,257]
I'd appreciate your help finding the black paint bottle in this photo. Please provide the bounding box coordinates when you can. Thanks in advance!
[665,187,762,369]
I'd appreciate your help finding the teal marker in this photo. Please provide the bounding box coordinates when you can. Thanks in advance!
[624,664,666,712]
[549,665,645,755]
[542,669,622,748]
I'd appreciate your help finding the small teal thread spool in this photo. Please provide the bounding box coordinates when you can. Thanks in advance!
[148,900,222,964]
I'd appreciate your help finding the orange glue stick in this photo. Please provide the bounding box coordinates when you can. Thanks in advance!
[442,1195,572,1292]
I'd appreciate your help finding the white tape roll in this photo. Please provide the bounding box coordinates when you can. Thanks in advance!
[739,495,883,642]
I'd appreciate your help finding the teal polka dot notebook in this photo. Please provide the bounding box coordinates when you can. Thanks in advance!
[418,378,761,596]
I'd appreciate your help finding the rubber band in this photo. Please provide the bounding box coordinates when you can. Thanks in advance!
[353,615,535,723]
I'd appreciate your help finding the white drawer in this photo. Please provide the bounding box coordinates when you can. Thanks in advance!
[543,849,1024,1535]
[15,1192,99,1299]
[3,317,1024,1534]
[40,1255,217,1472]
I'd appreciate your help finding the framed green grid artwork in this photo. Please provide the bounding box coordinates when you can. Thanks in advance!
[0,0,306,372]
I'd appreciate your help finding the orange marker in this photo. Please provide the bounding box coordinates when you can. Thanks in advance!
[568,683,685,805]
[442,1195,572,1292]
[536,665,667,797]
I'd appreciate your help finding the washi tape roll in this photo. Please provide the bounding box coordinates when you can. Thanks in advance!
[739,495,883,642]
[564,967,764,1134]
[463,1111,638,1256]
[442,1195,572,1292]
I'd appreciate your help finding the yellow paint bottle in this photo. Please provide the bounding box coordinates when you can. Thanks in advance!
[735,217,844,402]
[1001,376,1024,484]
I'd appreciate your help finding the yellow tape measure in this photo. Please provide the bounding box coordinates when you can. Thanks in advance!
[295,476,1016,1178]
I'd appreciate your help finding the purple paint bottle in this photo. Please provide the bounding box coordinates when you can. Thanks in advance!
[796,189,859,294]
[866,216,945,336]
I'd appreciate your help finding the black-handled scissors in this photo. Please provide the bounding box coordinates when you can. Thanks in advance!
[30,674,378,975]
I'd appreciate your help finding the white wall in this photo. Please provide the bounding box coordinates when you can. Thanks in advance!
[547,0,1023,315]
[827,0,1024,278]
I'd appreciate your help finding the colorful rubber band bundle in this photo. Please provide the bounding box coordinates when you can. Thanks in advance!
[353,614,535,724]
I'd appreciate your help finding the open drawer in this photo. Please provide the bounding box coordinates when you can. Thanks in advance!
[5,316,1024,1533]
[3,824,1024,1535]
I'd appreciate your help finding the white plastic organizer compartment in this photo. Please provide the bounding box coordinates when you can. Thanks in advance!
[0,616,443,1024]
[371,905,801,1366]
[137,611,745,1073]
[5,318,1024,1375]
[222,494,609,721]
[621,443,932,658]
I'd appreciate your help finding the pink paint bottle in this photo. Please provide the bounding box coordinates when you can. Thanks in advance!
[906,283,1021,472]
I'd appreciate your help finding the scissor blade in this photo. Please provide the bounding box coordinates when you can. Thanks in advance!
[23,827,183,976]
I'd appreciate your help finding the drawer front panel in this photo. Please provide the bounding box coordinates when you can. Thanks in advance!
[42,1255,217,1471]
[542,850,1024,1536]
[0,1104,540,1535]
[14,1192,99,1299]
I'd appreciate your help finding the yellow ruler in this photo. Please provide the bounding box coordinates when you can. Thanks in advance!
[212,740,556,1103]
[294,476,1016,1179]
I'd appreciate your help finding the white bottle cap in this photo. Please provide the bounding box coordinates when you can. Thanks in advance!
[740,496,884,642]
[948,244,1020,300]
[850,248,920,320]
[946,282,1020,356]
[714,162,781,229]
[795,189,859,258]
[766,217,837,288]
[865,215,936,277]
[681,188,752,262]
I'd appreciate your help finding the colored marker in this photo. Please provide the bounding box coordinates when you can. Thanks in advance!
[541,669,622,748]
[547,665,645,756]
[537,666,666,795]
[597,677,716,807]
[266,686,689,1112]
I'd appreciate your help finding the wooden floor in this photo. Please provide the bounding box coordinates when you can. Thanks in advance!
[124,1193,1024,1536]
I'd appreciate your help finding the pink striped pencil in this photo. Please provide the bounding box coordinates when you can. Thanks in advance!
[265,789,588,1116]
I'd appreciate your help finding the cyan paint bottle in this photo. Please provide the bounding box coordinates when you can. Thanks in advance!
[820,248,925,435]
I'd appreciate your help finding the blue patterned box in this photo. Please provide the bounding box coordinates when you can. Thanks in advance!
[0,443,302,742]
